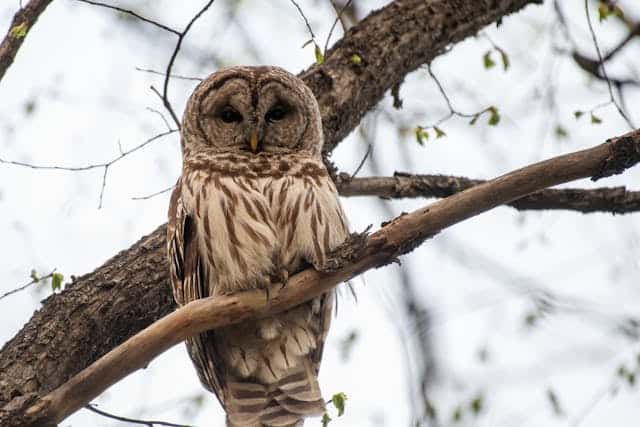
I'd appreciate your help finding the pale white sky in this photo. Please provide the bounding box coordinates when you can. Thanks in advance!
[1,1,639,426]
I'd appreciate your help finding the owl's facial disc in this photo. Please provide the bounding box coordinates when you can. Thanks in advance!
[197,74,310,155]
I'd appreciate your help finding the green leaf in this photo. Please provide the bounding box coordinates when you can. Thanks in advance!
[470,393,484,415]
[51,272,64,292]
[627,372,636,387]
[574,110,584,119]
[30,269,39,282]
[554,125,568,139]
[598,3,609,21]
[10,22,28,38]
[617,365,628,378]
[487,106,500,126]
[483,51,496,69]
[350,54,362,66]
[451,406,463,422]
[314,45,324,65]
[499,49,510,71]
[434,126,446,138]
[524,312,538,326]
[331,392,347,417]
[415,127,429,145]
[590,113,602,124]
[321,413,332,426]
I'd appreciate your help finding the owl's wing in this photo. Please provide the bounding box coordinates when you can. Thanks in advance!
[167,181,226,406]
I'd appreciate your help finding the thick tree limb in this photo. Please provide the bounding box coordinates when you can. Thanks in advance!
[0,0,54,83]
[4,128,639,426]
[337,174,640,213]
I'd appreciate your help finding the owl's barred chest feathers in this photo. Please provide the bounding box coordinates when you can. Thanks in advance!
[181,151,347,295]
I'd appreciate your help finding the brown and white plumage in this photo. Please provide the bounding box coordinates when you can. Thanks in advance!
[167,66,349,426]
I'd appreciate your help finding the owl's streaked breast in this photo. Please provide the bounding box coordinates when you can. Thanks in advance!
[181,152,348,295]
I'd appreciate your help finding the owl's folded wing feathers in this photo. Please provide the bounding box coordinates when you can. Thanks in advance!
[167,181,227,406]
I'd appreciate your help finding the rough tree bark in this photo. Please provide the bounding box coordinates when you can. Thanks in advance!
[0,0,54,82]
[0,0,545,420]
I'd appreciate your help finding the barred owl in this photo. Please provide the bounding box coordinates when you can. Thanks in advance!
[167,66,349,426]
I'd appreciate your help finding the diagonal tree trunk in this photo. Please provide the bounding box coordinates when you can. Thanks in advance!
[0,0,542,418]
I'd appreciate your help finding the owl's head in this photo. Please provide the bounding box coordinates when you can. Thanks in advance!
[181,66,323,158]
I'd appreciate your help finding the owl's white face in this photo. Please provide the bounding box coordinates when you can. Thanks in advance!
[188,67,320,155]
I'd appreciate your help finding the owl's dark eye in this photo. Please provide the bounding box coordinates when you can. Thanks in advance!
[265,105,288,123]
[219,107,242,123]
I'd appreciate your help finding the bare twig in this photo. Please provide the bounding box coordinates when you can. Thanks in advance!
[350,143,372,178]
[0,129,177,208]
[84,404,192,427]
[288,0,316,42]
[14,128,640,427]
[583,0,634,128]
[337,173,640,214]
[159,0,217,129]
[74,0,181,35]
[0,0,54,83]
[79,0,216,129]
[0,269,56,301]
[131,185,175,201]
[324,0,353,55]
[146,107,172,132]
[417,65,499,134]
[135,67,202,82]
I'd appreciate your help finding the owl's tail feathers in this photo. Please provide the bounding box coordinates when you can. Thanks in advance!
[225,362,325,427]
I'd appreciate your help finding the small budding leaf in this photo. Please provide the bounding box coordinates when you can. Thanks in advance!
[469,114,479,126]
[487,106,500,126]
[321,413,332,426]
[598,2,623,21]
[627,372,636,387]
[314,45,324,65]
[470,393,484,415]
[350,54,362,66]
[590,113,602,124]
[30,269,39,282]
[499,49,510,71]
[451,406,463,423]
[434,126,446,138]
[51,272,64,292]
[331,392,347,417]
[483,51,496,69]
[574,110,584,119]
[415,127,429,145]
[10,22,28,38]
[554,125,568,139]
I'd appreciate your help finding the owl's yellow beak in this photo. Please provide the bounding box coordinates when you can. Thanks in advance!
[249,129,259,153]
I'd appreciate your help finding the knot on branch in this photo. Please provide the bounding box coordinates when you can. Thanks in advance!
[592,133,640,181]
[318,227,371,272]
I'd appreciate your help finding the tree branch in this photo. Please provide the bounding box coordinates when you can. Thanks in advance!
[0,0,54,83]
[5,128,640,427]
[0,0,543,419]
[337,173,640,214]
[300,0,543,153]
